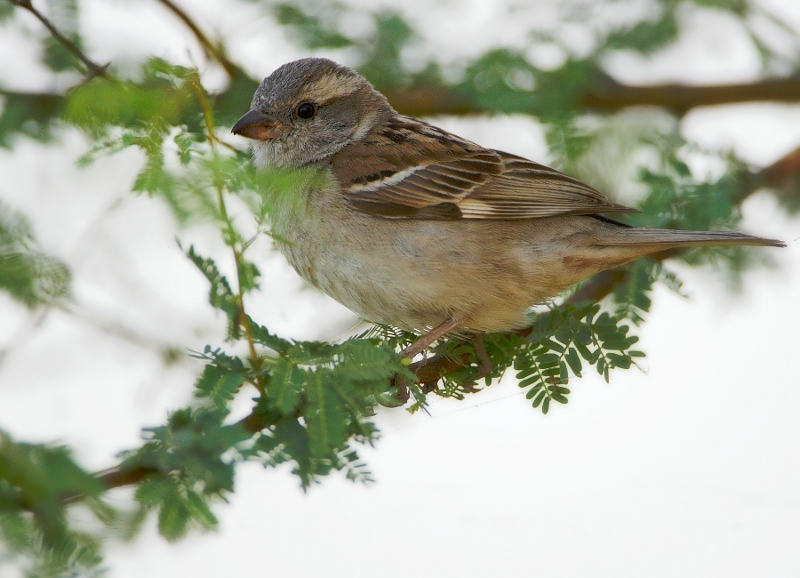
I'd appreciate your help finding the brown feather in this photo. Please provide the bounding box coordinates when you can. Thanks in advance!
[331,116,638,221]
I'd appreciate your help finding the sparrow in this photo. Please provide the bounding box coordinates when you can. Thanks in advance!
[232,58,785,358]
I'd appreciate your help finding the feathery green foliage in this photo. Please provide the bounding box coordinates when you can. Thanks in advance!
[0,0,796,573]
[513,304,644,413]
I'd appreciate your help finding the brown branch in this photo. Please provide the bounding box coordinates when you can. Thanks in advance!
[740,144,800,203]
[9,0,108,78]
[7,74,800,129]
[383,85,477,118]
[155,0,240,77]
[579,74,800,114]
[60,407,271,505]
[384,75,800,118]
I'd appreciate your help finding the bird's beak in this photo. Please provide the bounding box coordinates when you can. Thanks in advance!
[231,109,287,140]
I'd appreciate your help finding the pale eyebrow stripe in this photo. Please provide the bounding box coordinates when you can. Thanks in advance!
[301,73,363,103]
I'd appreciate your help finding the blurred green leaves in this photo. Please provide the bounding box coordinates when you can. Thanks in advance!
[0,201,70,309]
[64,59,199,136]
[0,430,115,577]
[605,6,680,55]
[273,3,354,50]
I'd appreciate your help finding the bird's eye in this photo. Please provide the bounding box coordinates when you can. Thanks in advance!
[296,103,316,119]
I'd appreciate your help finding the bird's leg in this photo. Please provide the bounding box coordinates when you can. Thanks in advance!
[471,334,493,378]
[391,375,410,406]
[400,317,463,359]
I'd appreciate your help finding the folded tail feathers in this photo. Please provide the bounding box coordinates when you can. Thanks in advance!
[608,228,786,248]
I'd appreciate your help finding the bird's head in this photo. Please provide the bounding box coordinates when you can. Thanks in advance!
[232,58,393,168]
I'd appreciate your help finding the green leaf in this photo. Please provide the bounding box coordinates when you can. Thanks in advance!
[541,338,565,353]
[337,448,374,484]
[607,353,632,369]
[157,490,190,542]
[303,370,349,460]
[605,8,679,55]
[269,417,317,489]
[40,0,83,73]
[248,319,292,354]
[185,490,218,528]
[185,246,240,334]
[64,70,195,135]
[566,347,582,376]
[267,358,305,413]
[573,338,596,363]
[122,408,249,497]
[194,362,246,410]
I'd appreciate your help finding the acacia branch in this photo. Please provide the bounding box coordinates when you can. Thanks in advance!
[580,74,800,114]
[7,74,800,127]
[61,408,270,505]
[383,74,800,117]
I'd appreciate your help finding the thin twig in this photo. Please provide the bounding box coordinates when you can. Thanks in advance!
[190,72,266,393]
[9,0,109,78]
[155,0,240,77]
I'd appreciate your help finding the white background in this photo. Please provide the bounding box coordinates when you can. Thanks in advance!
[1,1,799,576]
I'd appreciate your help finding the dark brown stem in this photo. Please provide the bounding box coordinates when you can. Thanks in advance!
[155,0,240,77]
[383,75,800,118]
[739,144,800,203]
[9,0,108,78]
[60,408,271,505]
[409,351,472,384]
[90,465,158,497]
[8,73,800,121]
[579,74,800,115]
[565,268,629,305]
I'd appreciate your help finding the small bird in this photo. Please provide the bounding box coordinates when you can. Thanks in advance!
[232,58,785,358]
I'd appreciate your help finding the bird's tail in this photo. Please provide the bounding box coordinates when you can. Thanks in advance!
[605,228,785,249]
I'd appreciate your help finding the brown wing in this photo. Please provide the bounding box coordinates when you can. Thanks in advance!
[331,116,636,220]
